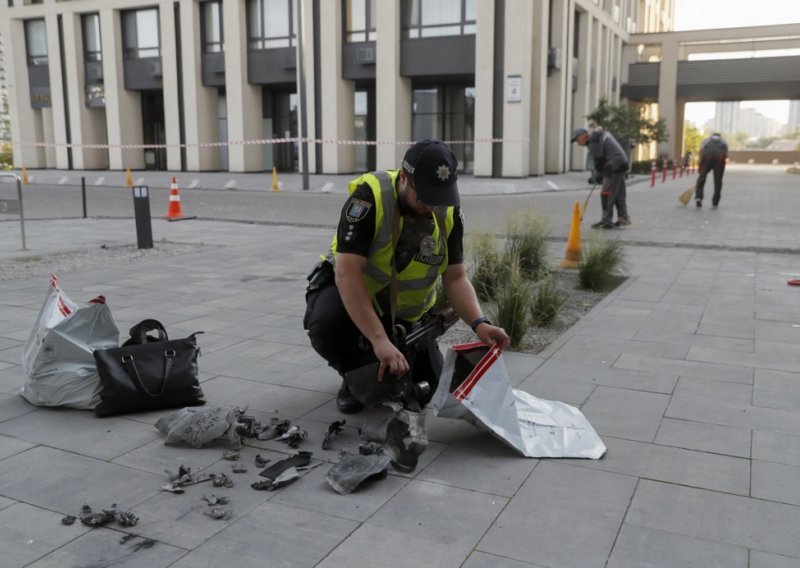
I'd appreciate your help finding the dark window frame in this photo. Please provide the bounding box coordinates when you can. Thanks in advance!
[122,7,161,60]
[81,13,102,62]
[343,0,376,43]
[247,0,298,51]
[24,18,48,66]
[201,0,224,53]
[402,0,476,39]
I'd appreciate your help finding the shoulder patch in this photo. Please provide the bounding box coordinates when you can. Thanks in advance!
[345,198,372,223]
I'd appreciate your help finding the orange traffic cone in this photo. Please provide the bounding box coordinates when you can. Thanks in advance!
[125,168,133,188]
[21,165,29,184]
[559,201,583,268]
[164,177,195,221]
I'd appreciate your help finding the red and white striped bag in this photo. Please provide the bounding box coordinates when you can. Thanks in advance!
[433,342,606,459]
[21,275,119,409]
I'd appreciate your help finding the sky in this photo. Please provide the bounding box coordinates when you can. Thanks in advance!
[674,0,800,128]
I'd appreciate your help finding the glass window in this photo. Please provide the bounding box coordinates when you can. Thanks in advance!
[25,19,48,66]
[248,0,297,50]
[123,8,160,59]
[202,1,224,53]
[82,13,102,62]
[345,0,376,42]
[412,85,474,173]
[404,0,475,38]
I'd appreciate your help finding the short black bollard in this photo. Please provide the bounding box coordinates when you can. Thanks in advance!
[81,176,87,218]
[131,185,153,249]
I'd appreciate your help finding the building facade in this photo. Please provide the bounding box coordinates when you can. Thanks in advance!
[0,0,672,176]
[0,26,10,141]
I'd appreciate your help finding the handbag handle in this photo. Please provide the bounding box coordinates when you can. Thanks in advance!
[120,350,176,398]
[127,319,168,345]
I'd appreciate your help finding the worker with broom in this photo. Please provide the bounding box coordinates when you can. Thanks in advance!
[571,127,631,229]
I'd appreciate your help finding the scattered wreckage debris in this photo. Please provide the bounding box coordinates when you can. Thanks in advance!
[155,406,243,448]
[222,450,240,461]
[325,450,391,495]
[161,465,213,493]
[202,494,233,520]
[204,507,232,521]
[359,406,428,474]
[61,504,139,528]
[231,462,248,473]
[255,454,270,468]
[277,425,308,448]
[252,451,319,491]
[202,494,230,506]
[323,406,428,494]
[322,420,346,450]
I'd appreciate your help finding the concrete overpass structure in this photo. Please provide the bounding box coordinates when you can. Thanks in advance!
[621,23,800,159]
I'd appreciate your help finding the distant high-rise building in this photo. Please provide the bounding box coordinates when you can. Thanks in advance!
[711,102,740,135]
[788,100,800,135]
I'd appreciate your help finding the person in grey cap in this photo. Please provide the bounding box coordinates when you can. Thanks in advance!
[303,139,510,413]
[571,127,631,229]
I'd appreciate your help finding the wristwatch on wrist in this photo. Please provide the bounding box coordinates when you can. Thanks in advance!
[470,316,491,333]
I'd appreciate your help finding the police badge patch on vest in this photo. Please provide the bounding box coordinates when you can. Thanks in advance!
[346,198,372,223]
[413,235,444,266]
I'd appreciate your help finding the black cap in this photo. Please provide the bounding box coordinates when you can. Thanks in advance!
[571,128,589,143]
[401,140,460,206]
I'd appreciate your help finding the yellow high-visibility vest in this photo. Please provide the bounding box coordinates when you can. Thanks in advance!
[326,170,455,322]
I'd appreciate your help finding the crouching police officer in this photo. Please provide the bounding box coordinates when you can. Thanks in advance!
[303,139,510,414]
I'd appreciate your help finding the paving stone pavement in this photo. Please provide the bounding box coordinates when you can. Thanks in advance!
[0,165,799,567]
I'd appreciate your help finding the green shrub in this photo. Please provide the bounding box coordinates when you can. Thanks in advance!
[578,237,627,291]
[490,258,531,348]
[469,232,507,302]
[0,143,13,171]
[505,210,550,280]
[530,278,566,327]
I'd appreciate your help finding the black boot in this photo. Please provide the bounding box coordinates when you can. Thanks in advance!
[336,381,364,414]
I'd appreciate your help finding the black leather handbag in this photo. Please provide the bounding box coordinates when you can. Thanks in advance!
[93,319,206,417]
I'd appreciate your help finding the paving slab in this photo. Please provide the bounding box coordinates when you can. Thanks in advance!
[627,480,800,559]
[478,461,636,568]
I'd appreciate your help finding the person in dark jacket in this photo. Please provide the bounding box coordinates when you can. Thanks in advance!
[571,127,631,229]
[695,133,729,208]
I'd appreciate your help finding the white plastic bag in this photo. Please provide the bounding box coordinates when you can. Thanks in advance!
[433,342,606,459]
[21,275,120,409]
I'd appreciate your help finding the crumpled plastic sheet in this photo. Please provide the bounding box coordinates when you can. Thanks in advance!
[434,344,607,459]
[155,406,242,448]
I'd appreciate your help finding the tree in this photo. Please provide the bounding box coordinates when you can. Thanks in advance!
[586,98,669,145]
[683,124,703,155]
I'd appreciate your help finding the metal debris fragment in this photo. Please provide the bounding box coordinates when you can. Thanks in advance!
[202,494,230,506]
[322,420,346,450]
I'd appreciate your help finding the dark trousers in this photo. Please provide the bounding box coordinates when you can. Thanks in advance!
[600,171,628,225]
[304,284,442,392]
[304,284,377,376]
[696,157,725,205]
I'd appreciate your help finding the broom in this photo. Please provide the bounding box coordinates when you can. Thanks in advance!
[678,184,696,206]
[580,184,597,221]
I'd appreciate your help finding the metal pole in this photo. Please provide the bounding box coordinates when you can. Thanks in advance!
[15,176,26,250]
[297,0,310,190]
[81,176,87,218]
[0,173,25,249]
